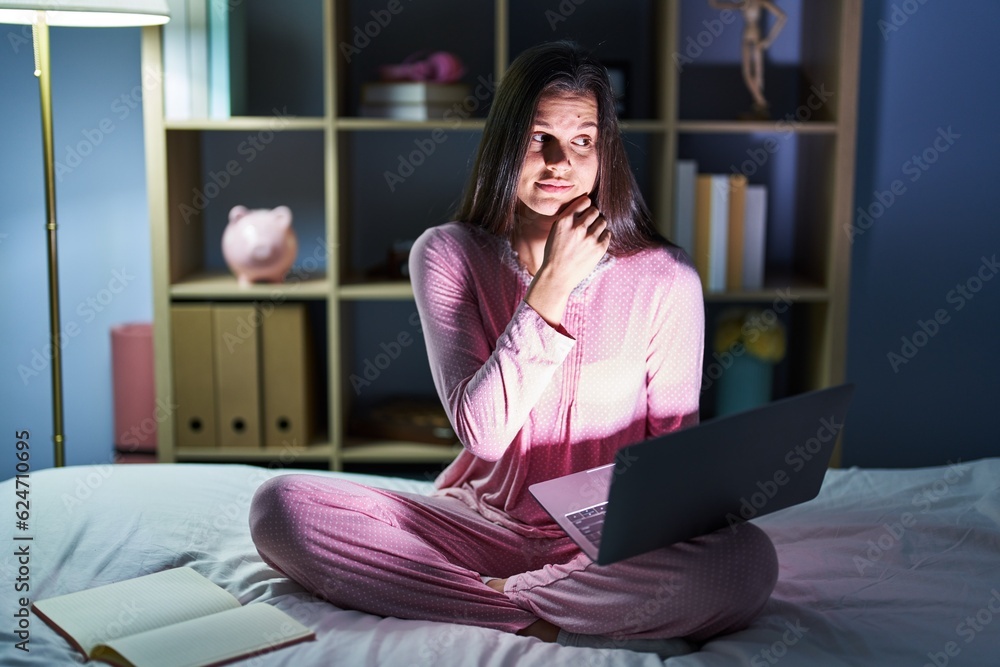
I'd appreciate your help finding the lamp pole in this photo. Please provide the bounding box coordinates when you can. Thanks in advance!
[1,2,169,469]
[32,13,65,468]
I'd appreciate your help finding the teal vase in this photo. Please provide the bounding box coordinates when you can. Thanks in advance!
[716,354,773,416]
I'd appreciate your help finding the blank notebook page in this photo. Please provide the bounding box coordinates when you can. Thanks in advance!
[32,568,240,655]
[101,604,314,667]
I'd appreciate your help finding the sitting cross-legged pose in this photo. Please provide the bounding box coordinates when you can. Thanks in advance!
[249,40,778,657]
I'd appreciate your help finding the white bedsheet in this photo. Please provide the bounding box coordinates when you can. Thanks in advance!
[1,459,998,666]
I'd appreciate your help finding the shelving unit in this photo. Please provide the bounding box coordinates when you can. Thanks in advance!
[142,0,861,470]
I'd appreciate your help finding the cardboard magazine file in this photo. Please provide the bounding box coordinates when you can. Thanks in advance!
[260,303,314,449]
[170,305,218,449]
[212,304,262,448]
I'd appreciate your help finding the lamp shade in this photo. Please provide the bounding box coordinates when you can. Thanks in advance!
[0,0,169,26]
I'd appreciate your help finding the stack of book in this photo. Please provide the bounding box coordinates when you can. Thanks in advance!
[672,160,769,293]
[163,0,247,119]
[360,82,470,121]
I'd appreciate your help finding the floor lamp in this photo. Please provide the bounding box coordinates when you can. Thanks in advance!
[0,1,169,467]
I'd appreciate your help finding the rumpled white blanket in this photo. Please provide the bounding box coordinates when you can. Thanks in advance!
[1,458,998,666]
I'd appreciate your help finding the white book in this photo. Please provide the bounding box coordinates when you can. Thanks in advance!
[186,0,209,118]
[695,174,729,292]
[207,0,227,117]
[742,184,768,290]
[162,0,189,119]
[361,82,470,105]
[672,160,697,255]
[32,567,314,667]
[708,175,729,292]
[163,0,211,119]
[208,0,247,118]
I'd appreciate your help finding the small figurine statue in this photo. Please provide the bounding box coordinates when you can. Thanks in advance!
[708,0,786,119]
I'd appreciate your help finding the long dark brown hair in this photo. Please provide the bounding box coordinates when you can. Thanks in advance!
[456,40,667,256]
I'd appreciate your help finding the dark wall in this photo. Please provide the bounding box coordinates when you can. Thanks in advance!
[843,0,1000,467]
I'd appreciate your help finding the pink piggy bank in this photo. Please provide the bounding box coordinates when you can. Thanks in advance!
[222,205,298,287]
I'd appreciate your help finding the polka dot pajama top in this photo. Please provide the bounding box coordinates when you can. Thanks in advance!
[249,220,778,641]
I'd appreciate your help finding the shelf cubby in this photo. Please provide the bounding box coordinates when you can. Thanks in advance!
[144,0,861,470]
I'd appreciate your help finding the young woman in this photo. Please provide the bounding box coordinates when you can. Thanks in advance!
[250,41,778,656]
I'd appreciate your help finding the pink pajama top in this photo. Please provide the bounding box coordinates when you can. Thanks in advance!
[409,222,705,539]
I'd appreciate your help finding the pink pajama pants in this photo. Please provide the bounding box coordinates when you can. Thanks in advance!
[248,474,778,642]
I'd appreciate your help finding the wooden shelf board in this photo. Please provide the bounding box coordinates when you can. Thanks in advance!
[676,120,837,135]
[619,120,668,132]
[171,272,329,300]
[336,117,486,131]
[338,281,414,300]
[700,271,830,303]
[335,280,825,303]
[175,443,333,462]
[340,439,463,463]
[335,118,668,133]
[704,285,828,303]
[165,117,327,131]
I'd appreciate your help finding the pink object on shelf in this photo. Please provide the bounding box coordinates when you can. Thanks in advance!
[222,205,298,287]
[379,51,465,83]
[111,322,157,454]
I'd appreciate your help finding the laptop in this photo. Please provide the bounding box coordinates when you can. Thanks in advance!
[529,384,854,565]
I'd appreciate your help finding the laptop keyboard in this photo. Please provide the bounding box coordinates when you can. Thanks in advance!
[566,502,607,546]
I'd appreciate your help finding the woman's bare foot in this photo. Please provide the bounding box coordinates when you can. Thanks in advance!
[485,577,507,593]
[485,578,561,642]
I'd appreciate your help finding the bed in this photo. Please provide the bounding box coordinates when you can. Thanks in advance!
[3,458,999,666]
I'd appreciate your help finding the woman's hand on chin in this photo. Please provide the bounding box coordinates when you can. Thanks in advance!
[523,194,610,327]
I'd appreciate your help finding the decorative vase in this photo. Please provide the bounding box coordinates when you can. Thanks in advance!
[716,354,773,416]
[111,322,157,458]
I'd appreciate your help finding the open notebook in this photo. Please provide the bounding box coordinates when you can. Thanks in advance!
[31,567,315,667]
